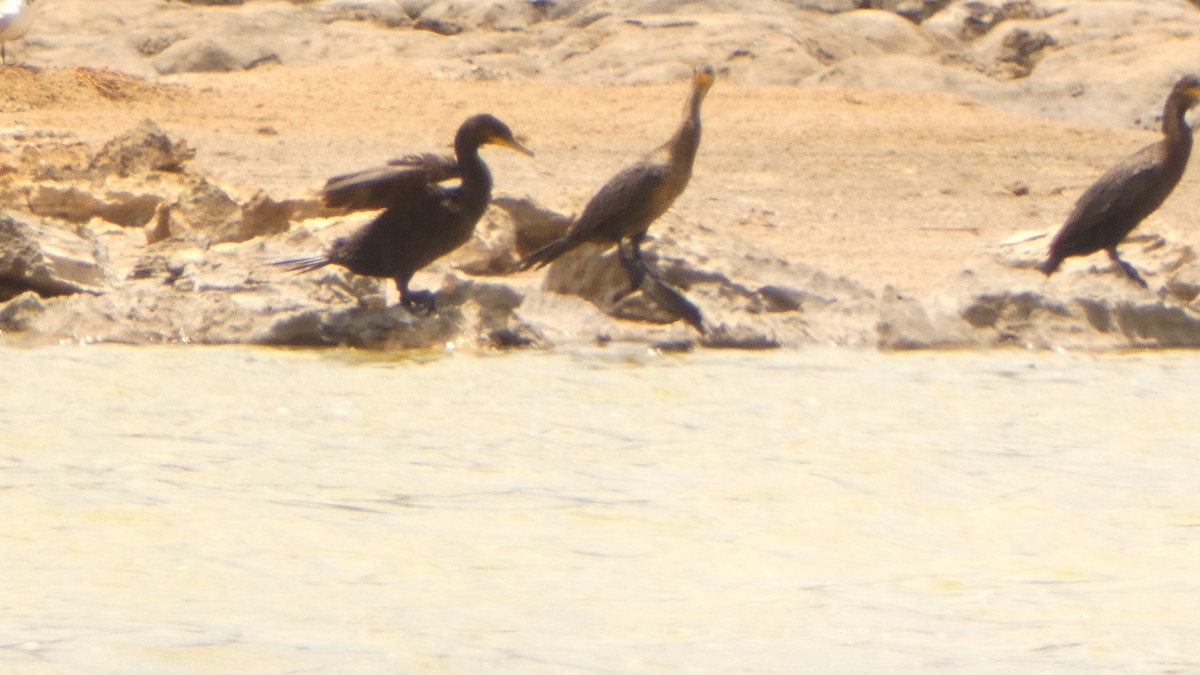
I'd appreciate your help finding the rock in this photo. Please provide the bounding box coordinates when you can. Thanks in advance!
[495,196,574,259]
[0,292,48,332]
[700,324,781,349]
[152,39,280,74]
[1076,297,1200,348]
[0,212,109,301]
[10,132,94,183]
[867,0,954,24]
[314,0,413,28]
[953,0,1059,40]
[144,203,182,245]
[418,0,580,32]
[793,1,869,13]
[239,191,297,241]
[413,16,463,36]
[959,283,1200,349]
[993,28,1056,79]
[27,186,106,224]
[396,0,432,18]
[1165,262,1200,305]
[260,305,447,348]
[175,179,241,242]
[130,32,184,57]
[28,185,161,227]
[877,286,967,349]
[524,232,887,344]
[923,247,1200,349]
[90,119,195,177]
[257,275,537,349]
[541,243,636,309]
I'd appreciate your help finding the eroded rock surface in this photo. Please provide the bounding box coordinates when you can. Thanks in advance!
[7,118,1200,351]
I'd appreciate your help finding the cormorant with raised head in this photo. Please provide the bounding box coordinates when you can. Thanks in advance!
[275,114,533,311]
[1039,75,1200,287]
[515,65,715,279]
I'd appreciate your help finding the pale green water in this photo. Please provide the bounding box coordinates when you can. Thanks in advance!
[1,343,1198,674]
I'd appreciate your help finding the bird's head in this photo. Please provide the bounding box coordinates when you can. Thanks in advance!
[1174,74,1200,109]
[459,114,534,157]
[692,64,716,98]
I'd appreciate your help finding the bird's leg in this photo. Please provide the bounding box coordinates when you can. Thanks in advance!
[397,279,436,315]
[401,291,437,315]
[642,274,706,334]
[612,234,648,303]
[628,231,647,267]
[609,239,705,332]
[1107,248,1148,288]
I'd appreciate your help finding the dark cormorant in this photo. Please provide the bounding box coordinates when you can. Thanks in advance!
[515,64,716,276]
[1039,75,1200,287]
[274,114,532,311]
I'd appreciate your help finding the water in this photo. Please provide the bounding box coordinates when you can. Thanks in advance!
[1,343,1198,674]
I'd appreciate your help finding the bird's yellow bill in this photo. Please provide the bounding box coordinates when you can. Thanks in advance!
[494,136,535,157]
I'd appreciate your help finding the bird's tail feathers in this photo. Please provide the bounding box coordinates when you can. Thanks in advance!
[515,238,573,272]
[270,255,332,274]
[1037,255,1061,277]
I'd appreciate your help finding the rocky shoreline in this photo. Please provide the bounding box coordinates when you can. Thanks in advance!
[6,0,1200,351]
[6,115,1200,352]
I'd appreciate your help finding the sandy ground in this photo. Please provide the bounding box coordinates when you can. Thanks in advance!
[4,61,1187,295]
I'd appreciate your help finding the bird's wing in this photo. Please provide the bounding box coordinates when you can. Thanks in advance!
[386,152,461,184]
[322,154,456,211]
[568,161,669,239]
[1053,142,1170,247]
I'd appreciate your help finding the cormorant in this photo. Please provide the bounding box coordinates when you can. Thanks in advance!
[274,114,532,311]
[515,64,716,279]
[1039,75,1200,287]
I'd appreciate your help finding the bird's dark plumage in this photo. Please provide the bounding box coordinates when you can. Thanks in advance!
[1040,74,1200,287]
[274,114,532,311]
[516,64,716,273]
[321,152,463,211]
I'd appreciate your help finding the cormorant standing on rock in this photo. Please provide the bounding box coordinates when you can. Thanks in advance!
[1039,75,1200,287]
[515,64,715,331]
[518,66,713,266]
[274,114,533,312]
[517,64,714,272]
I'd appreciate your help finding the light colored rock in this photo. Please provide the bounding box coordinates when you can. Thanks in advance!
[90,119,196,177]
[0,212,109,301]
[314,0,412,28]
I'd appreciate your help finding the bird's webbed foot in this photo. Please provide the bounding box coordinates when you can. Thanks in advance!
[642,274,706,334]
[610,251,706,334]
[400,289,437,315]
[1108,250,1148,288]
[611,240,647,303]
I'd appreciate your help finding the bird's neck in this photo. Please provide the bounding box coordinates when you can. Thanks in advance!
[667,119,701,168]
[454,142,493,197]
[1162,97,1194,160]
[667,86,707,167]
